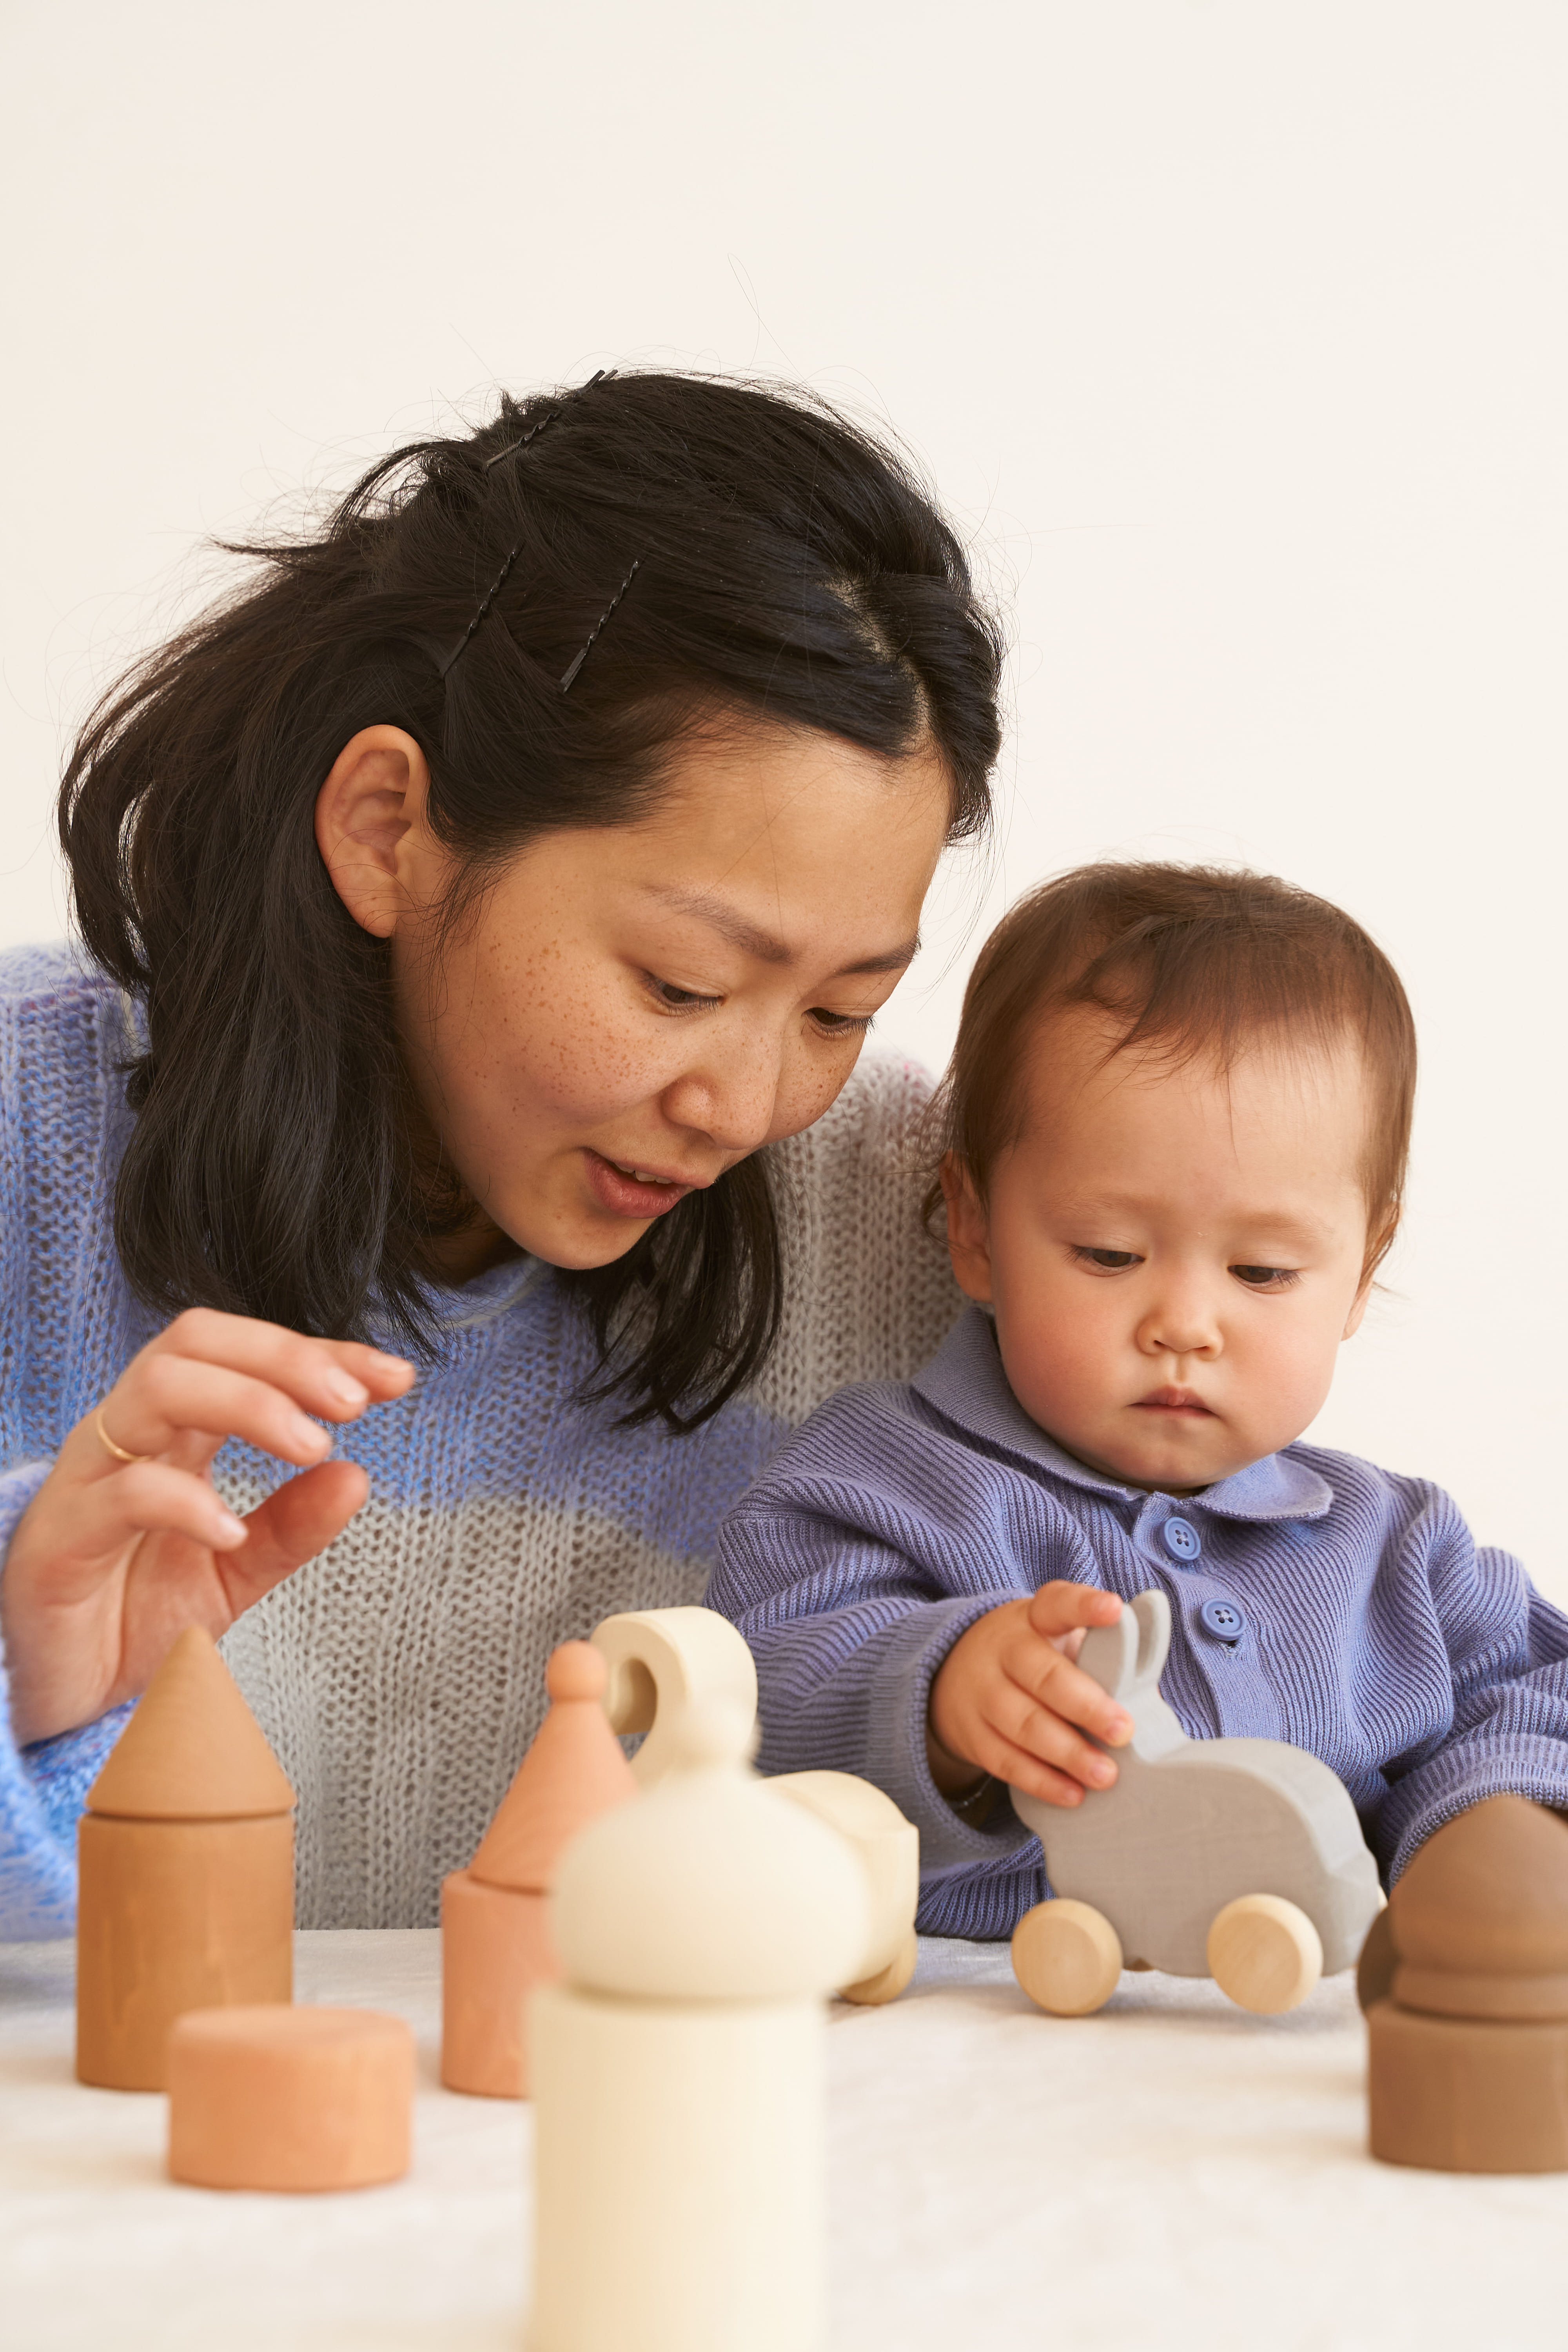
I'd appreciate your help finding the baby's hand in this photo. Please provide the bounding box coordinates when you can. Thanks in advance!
[927,1582,1132,1808]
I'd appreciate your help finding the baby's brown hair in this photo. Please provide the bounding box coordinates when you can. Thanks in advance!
[931,862,1417,1278]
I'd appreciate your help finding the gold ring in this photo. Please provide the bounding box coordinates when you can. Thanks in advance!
[93,1406,148,1465]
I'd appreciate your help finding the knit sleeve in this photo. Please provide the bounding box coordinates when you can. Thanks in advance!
[0,1459,134,1938]
[709,1380,1109,1898]
[1370,1510,1568,1882]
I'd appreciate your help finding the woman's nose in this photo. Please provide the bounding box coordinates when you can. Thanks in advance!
[660,1030,782,1156]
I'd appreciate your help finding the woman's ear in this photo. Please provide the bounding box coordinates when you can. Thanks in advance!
[314,726,434,939]
[940,1152,995,1303]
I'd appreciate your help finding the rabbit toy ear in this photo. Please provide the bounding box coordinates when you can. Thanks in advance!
[1129,1590,1173,1688]
[1076,1604,1139,1701]
[1074,1590,1172,1703]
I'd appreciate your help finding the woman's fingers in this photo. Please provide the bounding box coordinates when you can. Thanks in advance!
[26,1462,252,1605]
[132,1308,413,1422]
[212,1461,369,1615]
[90,1357,346,1472]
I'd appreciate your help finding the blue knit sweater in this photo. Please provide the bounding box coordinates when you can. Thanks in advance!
[709,1303,1568,1939]
[0,945,963,1936]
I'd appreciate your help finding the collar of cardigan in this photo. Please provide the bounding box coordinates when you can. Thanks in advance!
[911,1304,1335,1524]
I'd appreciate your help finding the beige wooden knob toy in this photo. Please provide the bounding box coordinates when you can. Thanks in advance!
[531,1697,869,2352]
[440,1640,638,2098]
[1368,1796,1568,2172]
[76,1628,295,2092]
[1008,1590,1383,2018]
[167,2005,415,2191]
[592,1605,920,2004]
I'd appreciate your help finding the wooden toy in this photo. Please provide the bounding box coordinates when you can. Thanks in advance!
[1367,1795,1568,2172]
[530,1696,868,2352]
[76,1628,295,2091]
[1008,1590,1383,2016]
[440,1640,637,2098]
[167,2005,415,2191]
[592,1605,920,2004]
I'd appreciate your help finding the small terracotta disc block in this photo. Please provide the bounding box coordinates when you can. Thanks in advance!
[168,2005,415,2192]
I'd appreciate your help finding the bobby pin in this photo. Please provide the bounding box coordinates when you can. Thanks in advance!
[560,559,641,694]
[441,373,618,679]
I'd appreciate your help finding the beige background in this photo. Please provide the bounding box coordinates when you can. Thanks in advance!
[3,2,1564,1592]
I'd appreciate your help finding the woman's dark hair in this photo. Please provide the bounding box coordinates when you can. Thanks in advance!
[61,370,1004,1428]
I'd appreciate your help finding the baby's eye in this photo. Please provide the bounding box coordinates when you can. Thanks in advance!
[1230,1263,1301,1290]
[1070,1246,1142,1272]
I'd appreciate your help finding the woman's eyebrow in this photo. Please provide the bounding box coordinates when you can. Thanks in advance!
[648,887,920,977]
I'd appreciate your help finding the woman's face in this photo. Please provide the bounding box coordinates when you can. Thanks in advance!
[318,721,951,1278]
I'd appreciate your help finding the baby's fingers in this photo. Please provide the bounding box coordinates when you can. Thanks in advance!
[990,1676,1121,1792]
[962,1716,1101,1810]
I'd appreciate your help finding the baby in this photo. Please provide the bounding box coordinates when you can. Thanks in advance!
[708,861,1568,1937]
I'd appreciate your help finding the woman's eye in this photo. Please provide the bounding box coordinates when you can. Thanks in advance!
[808,1007,875,1038]
[645,975,722,1013]
[1070,1246,1141,1272]
[1230,1263,1300,1290]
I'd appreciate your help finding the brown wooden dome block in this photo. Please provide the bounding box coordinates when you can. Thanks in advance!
[167,2006,415,2191]
[1388,1796,1568,2022]
[1368,1998,1568,2173]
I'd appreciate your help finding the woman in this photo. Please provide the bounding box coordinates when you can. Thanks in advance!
[0,370,1003,1931]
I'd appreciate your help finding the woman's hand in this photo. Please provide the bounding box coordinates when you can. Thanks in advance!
[927,1582,1133,1808]
[0,1309,415,1747]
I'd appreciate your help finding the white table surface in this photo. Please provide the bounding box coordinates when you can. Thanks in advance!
[2,1929,1564,2351]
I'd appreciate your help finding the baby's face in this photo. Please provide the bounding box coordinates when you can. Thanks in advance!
[943,1011,1375,1492]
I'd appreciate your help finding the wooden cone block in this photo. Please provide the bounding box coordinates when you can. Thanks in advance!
[168,2006,415,2191]
[440,1642,637,2099]
[76,1628,296,2092]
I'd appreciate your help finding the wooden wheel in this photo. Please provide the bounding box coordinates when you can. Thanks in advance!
[1011,1899,1123,2016]
[1207,1895,1323,2014]
[840,1928,919,2007]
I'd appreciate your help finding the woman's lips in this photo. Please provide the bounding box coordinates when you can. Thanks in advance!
[583,1149,704,1220]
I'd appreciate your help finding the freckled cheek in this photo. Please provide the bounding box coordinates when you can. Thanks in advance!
[446,959,677,1130]
[762,1053,858,1147]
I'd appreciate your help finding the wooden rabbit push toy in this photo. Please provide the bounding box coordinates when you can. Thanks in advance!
[1009,1590,1383,2017]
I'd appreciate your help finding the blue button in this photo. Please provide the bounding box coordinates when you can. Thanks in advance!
[1162,1516,1202,1562]
[1199,1597,1247,1643]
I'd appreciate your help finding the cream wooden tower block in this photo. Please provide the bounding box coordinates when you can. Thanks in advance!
[441,1641,638,2098]
[530,1698,869,2352]
[76,1628,296,2091]
[592,1607,920,2004]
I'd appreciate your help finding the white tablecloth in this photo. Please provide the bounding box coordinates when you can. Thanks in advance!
[2,1930,1563,2350]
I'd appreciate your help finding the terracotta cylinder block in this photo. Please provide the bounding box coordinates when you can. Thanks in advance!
[168,2005,414,2191]
[440,1867,558,2098]
[76,1813,294,2091]
[1368,1998,1568,2173]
